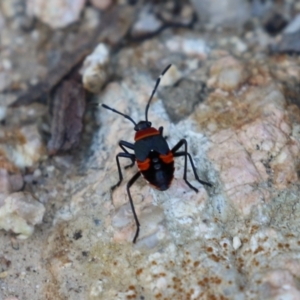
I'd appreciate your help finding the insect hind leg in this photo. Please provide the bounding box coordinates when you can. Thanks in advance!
[126,172,141,243]
[172,139,212,192]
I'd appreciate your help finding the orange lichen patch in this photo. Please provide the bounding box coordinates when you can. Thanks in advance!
[253,246,264,254]
[136,268,143,276]
[211,277,222,285]
[159,151,173,164]
[247,64,272,86]
[278,242,284,249]
[252,259,260,266]
[0,149,19,173]
[206,247,214,253]
[250,225,259,234]
[198,277,209,287]
[219,295,230,300]
[193,261,200,268]
[3,129,27,145]
[194,91,259,132]
[285,233,295,238]
[194,60,282,134]
[134,127,159,141]
[137,158,150,171]
[128,285,135,290]
[210,254,221,262]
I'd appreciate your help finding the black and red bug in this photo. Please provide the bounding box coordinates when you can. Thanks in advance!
[102,65,212,243]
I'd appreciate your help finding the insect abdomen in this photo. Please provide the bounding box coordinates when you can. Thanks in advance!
[138,151,174,191]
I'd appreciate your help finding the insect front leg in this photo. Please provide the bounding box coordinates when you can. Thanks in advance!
[112,152,136,190]
[119,140,135,169]
[126,172,141,243]
[172,139,212,192]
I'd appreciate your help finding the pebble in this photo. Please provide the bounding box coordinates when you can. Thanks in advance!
[80,43,110,93]
[0,192,45,239]
[232,236,242,250]
[0,125,46,169]
[165,36,210,58]
[132,8,162,36]
[190,0,251,28]
[26,0,86,29]
[208,56,248,91]
[90,0,112,10]
[284,14,300,34]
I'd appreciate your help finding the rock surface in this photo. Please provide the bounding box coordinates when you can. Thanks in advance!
[26,0,86,29]
[1,0,300,299]
[0,192,45,239]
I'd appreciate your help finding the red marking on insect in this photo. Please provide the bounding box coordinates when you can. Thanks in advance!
[159,151,174,164]
[134,127,159,141]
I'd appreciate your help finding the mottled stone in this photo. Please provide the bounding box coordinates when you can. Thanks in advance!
[90,0,112,11]
[0,125,46,169]
[261,270,300,299]
[208,56,248,91]
[80,43,110,93]
[2,11,300,299]
[26,0,86,29]
[190,0,251,28]
[132,7,162,36]
[159,79,207,123]
[0,192,45,239]
[165,36,210,59]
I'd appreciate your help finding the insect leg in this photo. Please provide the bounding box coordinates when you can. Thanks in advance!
[112,152,136,190]
[126,172,141,243]
[119,140,135,169]
[158,126,164,135]
[172,139,212,192]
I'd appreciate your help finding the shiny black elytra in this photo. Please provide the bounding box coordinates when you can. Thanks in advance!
[102,65,212,243]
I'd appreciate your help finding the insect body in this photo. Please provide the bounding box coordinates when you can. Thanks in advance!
[102,65,212,243]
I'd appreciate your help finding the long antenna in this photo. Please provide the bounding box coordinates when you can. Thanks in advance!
[102,104,137,126]
[145,64,172,122]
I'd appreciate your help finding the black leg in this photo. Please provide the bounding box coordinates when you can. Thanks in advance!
[126,172,141,243]
[159,126,169,140]
[172,139,212,192]
[112,152,136,190]
[159,126,163,135]
[119,140,135,169]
